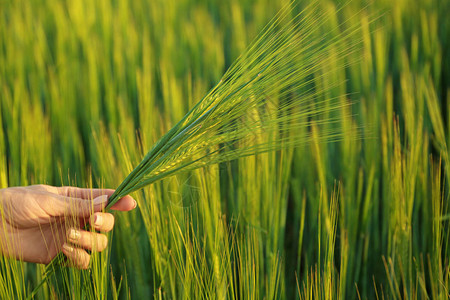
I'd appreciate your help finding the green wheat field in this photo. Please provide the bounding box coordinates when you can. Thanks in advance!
[1,0,449,299]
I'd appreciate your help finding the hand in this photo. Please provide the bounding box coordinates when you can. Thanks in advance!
[0,184,136,269]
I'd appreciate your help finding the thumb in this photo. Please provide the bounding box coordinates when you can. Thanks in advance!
[49,194,109,218]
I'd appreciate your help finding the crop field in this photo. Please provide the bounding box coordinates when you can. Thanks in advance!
[0,0,449,299]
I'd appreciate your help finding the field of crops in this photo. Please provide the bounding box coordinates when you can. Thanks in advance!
[1,0,449,299]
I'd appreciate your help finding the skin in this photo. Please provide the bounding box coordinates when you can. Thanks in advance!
[0,184,136,269]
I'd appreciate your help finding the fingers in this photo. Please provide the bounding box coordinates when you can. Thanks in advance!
[66,228,108,252]
[61,243,91,270]
[62,227,108,269]
[43,185,136,271]
[61,216,113,270]
[90,213,115,232]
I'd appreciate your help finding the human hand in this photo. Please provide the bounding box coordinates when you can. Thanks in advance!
[0,184,136,269]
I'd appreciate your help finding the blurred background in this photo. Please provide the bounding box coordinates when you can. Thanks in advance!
[0,0,449,298]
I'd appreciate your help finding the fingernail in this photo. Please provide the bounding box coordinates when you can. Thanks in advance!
[93,214,102,226]
[68,229,81,242]
[94,195,108,207]
[62,243,74,253]
[133,200,137,209]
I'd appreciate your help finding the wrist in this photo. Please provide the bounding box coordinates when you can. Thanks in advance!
[0,188,14,258]
[0,188,6,256]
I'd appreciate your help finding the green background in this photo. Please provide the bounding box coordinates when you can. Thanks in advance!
[0,0,449,298]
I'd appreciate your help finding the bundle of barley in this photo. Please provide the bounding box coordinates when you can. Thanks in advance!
[105,2,362,208]
[36,1,364,294]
